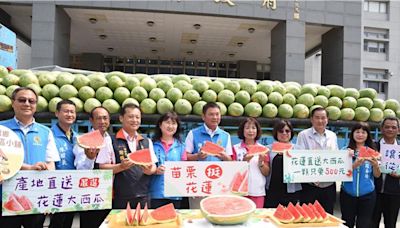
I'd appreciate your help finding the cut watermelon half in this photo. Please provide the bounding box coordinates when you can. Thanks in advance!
[77,130,104,149]
[295,202,310,222]
[200,141,224,156]
[313,200,328,221]
[287,202,303,223]
[301,204,317,223]
[128,148,153,165]
[271,142,293,153]
[247,144,269,155]
[150,203,177,224]
[358,146,380,159]
[273,204,294,224]
[126,202,134,225]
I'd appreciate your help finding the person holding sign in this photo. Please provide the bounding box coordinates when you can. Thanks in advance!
[340,122,381,228]
[232,117,270,208]
[0,87,60,228]
[99,103,157,209]
[185,102,232,208]
[265,120,303,208]
[150,112,186,209]
[296,107,338,214]
[371,117,400,228]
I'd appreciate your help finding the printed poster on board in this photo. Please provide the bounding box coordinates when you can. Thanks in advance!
[283,150,352,183]
[0,125,24,181]
[164,161,249,197]
[2,170,113,216]
[380,144,400,175]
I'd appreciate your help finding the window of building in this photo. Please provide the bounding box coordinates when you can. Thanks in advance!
[364,28,389,39]
[364,80,387,94]
[364,40,386,53]
[364,1,387,13]
[363,68,389,99]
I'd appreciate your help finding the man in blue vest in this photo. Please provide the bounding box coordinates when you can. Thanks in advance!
[0,87,60,227]
[185,102,232,208]
[49,100,77,228]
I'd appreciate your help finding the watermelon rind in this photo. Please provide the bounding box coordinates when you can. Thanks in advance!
[200,195,256,225]
[287,202,303,223]
[273,204,294,224]
[76,130,105,149]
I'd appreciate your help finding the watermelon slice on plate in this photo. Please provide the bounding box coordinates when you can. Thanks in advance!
[200,141,224,156]
[126,202,134,225]
[271,142,293,153]
[247,144,269,155]
[313,200,328,221]
[287,202,303,223]
[358,146,380,159]
[77,130,104,149]
[273,204,294,224]
[128,148,153,165]
[301,203,317,223]
[308,203,323,222]
[150,203,177,224]
[133,203,141,226]
[140,203,150,225]
[295,202,310,222]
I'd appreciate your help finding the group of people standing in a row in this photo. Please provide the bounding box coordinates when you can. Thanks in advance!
[0,87,399,228]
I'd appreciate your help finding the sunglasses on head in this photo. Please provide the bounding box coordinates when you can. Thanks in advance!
[278,129,291,134]
[16,98,37,105]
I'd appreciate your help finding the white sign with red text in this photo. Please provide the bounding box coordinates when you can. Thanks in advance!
[164,161,248,197]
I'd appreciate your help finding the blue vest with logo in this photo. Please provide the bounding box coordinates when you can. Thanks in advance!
[192,125,230,162]
[0,118,50,165]
[51,124,77,170]
[150,140,185,200]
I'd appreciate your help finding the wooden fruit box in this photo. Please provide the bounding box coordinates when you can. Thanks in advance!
[267,213,345,227]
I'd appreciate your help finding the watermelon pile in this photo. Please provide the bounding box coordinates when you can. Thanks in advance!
[126,202,178,226]
[272,201,328,224]
[0,65,399,122]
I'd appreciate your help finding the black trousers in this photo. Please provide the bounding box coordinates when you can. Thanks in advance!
[340,190,376,228]
[49,212,75,228]
[370,192,400,228]
[0,214,45,228]
[150,199,182,209]
[301,183,336,214]
[79,210,111,228]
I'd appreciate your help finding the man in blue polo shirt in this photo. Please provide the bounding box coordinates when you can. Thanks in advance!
[185,102,232,208]
[49,100,77,228]
[0,87,60,227]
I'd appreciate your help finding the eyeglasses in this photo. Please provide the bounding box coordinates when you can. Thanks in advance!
[16,98,37,105]
[278,129,291,134]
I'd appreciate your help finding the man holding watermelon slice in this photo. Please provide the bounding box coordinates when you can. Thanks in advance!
[0,87,60,228]
[371,117,400,228]
[296,107,338,214]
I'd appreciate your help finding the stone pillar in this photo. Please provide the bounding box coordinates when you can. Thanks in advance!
[270,20,305,83]
[321,28,344,85]
[237,60,257,79]
[31,3,70,67]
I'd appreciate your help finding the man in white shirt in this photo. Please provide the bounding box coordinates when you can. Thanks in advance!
[296,107,338,214]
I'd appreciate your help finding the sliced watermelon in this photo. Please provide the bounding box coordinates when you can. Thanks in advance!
[271,142,293,153]
[133,202,141,226]
[3,194,24,212]
[200,141,224,156]
[313,200,328,221]
[247,144,269,155]
[301,203,317,223]
[126,202,134,225]
[15,195,32,211]
[150,203,177,224]
[77,130,104,149]
[358,146,380,159]
[140,203,150,225]
[295,202,310,222]
[287,202,303,223]
[308,203,323,222]
[238,170,248,194]
[128,148,153,165]
[230,171,244,193]
[273,204,294,224]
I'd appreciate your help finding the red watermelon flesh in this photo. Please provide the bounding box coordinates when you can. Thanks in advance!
[3,194,24,212]
[133,203,141,225]
[200,141,224,155]
[140,203,150,225]
[15,195,32,211]
[128,148,153,165]
[247,144,269,155]
[273,204,294,224]
[308,203,323,222]
[295,203,310,222]
[359,146,380,159]
[301,204,317,223]
[313,200,328,221]
[150,203,177,223]
[77,130,104,149]
[126,202,134,225]
[271,142,293,153]
[287,202,303,223]
[238,170,249,194]
[230,171,244,193]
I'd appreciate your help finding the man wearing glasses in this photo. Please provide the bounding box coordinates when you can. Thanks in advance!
[0,87,60,227]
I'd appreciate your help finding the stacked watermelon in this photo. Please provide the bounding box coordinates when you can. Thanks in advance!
[0,65,399,122]
[272,201,328,224]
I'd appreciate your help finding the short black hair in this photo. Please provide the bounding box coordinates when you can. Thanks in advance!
[89,106,110,119]
[120,103,140,116]
[202,102,220,114]
[56,99,76,111]
[381,116,400,128]
[237,117,262,141]
[153,111,182,142]
[272,119,294,141]
[348,122,376,151]
[11,87,38,101]
[311,107,328,118]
